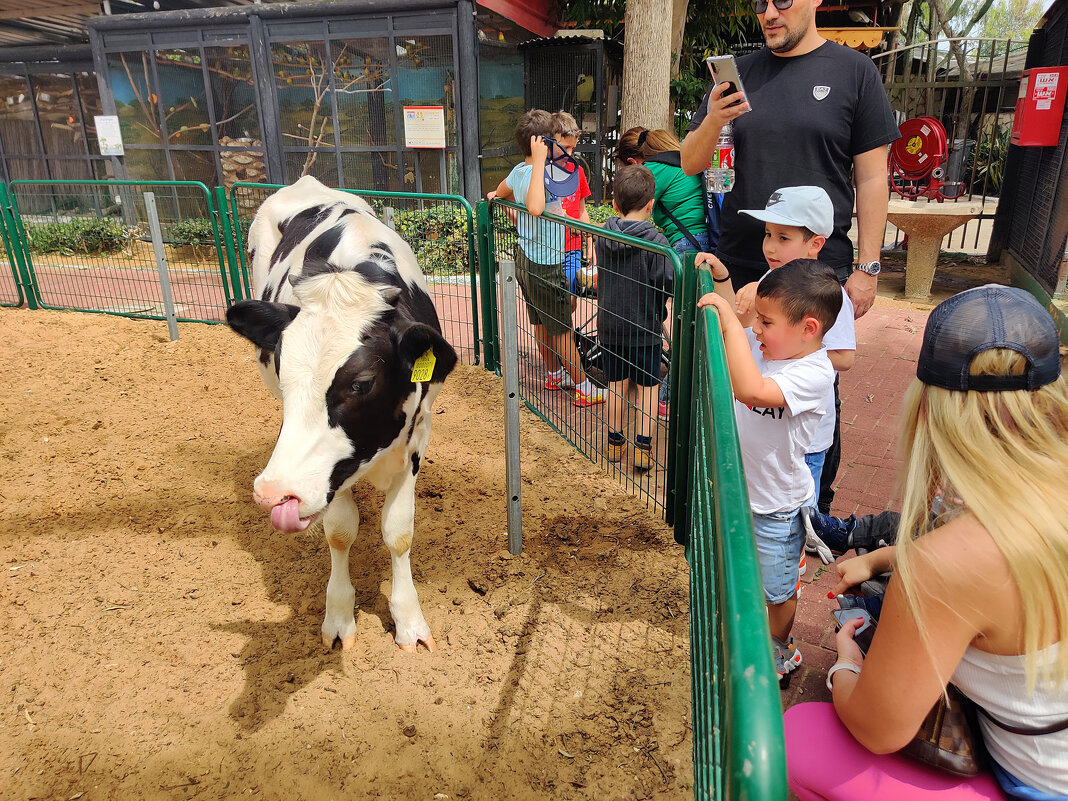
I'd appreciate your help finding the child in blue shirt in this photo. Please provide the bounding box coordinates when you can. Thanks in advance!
[488,109,603,406]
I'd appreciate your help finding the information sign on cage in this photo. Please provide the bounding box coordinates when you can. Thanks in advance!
[403,106,446,149]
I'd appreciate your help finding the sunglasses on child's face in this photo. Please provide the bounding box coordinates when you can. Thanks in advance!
[750,0,794,13]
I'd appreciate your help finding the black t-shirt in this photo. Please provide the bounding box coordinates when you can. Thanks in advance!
[688,41,899,271]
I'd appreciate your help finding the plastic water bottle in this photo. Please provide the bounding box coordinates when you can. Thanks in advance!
[705,122,735,193]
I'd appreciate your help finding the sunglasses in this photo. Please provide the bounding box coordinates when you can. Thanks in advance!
[749,0,794,13]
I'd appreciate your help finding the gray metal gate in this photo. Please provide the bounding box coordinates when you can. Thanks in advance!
[874,37,1028,253]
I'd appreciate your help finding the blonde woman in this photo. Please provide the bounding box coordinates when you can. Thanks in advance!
[786,285,1068,799]
[613,126,712,257]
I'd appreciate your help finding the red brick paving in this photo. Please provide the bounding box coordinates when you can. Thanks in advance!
[783,301,929,708]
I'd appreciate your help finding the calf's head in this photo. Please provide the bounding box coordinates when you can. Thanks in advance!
[227,273,456,532]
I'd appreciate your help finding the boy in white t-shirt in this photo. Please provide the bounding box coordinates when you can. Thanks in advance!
[697,186,856,568]
[698,261,841,685]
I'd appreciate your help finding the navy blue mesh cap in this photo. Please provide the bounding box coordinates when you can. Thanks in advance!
[543,138,580,198]
[917,285,1061,392]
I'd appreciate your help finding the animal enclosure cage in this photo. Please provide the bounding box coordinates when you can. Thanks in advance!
[84,1,485,201]
[0,46,110,186]
[519,35,622,203]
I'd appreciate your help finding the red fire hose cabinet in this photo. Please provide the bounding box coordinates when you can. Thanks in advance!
[1011,66,1068,147]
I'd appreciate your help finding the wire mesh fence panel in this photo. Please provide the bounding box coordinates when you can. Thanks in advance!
[227,182,481,366]
[9,180,232,323]
[0,205,23,307]
[685,268,788,801]
[489,199,681,518]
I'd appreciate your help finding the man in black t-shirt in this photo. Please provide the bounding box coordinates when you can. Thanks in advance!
[680,0,899,318]
[680,0,898,517]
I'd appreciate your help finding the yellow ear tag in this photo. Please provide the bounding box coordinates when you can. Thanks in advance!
[410,348,436,383]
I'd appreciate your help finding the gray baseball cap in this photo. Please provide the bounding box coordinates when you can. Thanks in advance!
[739,185,834,238]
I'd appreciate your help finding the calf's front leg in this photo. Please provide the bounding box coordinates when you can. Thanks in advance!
[321,490,359,649]
[381,468,435,652]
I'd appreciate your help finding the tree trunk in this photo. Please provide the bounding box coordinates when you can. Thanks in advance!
[670,0,689,79]
[930,0,978,155]
[621,0,674,134]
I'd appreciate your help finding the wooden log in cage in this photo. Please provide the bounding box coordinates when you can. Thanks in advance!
[219,136,266,196]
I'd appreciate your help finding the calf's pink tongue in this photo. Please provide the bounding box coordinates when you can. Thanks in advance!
[271,498,310,533]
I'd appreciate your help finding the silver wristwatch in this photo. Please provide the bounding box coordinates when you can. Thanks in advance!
[855,260,881,276]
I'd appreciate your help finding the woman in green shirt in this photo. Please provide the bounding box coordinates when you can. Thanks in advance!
[614,127,709,256]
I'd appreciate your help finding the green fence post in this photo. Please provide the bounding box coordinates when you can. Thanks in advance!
[476,199,499,374]
[213,186,244,303]
[0,183,37,310]
[458,199,481,368]
[0,183,26,308]
[669,250,698,537]
[690,267,788,801]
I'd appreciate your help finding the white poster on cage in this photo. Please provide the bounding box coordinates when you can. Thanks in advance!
[95,115,124,156]
[403,106,446,149]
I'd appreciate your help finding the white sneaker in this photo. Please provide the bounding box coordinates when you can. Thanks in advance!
[803,508,835,565]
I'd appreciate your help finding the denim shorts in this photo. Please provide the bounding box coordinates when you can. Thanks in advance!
[752,501,810,604]
[673,230,711,256]
[805,450,827,494]
[562,250,582,292]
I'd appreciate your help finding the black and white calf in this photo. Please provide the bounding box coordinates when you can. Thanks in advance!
[227,176,456,652]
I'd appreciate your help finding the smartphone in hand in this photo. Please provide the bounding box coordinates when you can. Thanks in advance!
[706,54,751,112]
[832,608,876,655]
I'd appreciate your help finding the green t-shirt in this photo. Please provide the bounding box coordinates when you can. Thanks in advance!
[646,157,705,247]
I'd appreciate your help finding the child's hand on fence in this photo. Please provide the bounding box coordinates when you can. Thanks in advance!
[697,291,733,331]
[694,251,721,268]
[694,251,731,283]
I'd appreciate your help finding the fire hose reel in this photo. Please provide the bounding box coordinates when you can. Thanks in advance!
[888,116,965,201]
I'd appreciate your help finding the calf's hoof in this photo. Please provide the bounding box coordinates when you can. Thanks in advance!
[322,618,357,650]
[397,633,437,653]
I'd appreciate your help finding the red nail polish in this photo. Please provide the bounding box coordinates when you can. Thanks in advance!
[856,618,864,623]
[827,592,834,599]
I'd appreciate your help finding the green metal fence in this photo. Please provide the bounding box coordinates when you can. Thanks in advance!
[2,180,787,797]
[677,265,789,801]
[482,201,786,796]
[486,198,683,516]
[0,191,24,308]
[6,180,234,323]
[228,182,482,366]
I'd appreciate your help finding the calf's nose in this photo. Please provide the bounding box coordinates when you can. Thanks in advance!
[253,485,301,512]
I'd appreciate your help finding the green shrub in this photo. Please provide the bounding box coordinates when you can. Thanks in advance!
[26,217,133,255]
[169,217,215,247]
[392,204,471,277]
[587,201,618,225]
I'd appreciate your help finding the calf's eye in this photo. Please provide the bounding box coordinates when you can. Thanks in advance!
[351,378,375,396]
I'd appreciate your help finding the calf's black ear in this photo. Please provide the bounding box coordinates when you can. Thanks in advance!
[226,300,300,352]
[393,322,458,384]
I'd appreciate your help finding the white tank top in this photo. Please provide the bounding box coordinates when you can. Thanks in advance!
[951,643,1068,795]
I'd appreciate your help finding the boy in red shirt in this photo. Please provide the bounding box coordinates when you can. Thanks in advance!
[552,111,596,295]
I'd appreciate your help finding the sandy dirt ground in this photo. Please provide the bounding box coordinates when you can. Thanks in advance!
[1,308,693,801]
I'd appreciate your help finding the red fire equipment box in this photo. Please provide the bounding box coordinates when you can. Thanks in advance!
[1011,66,1068,147]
